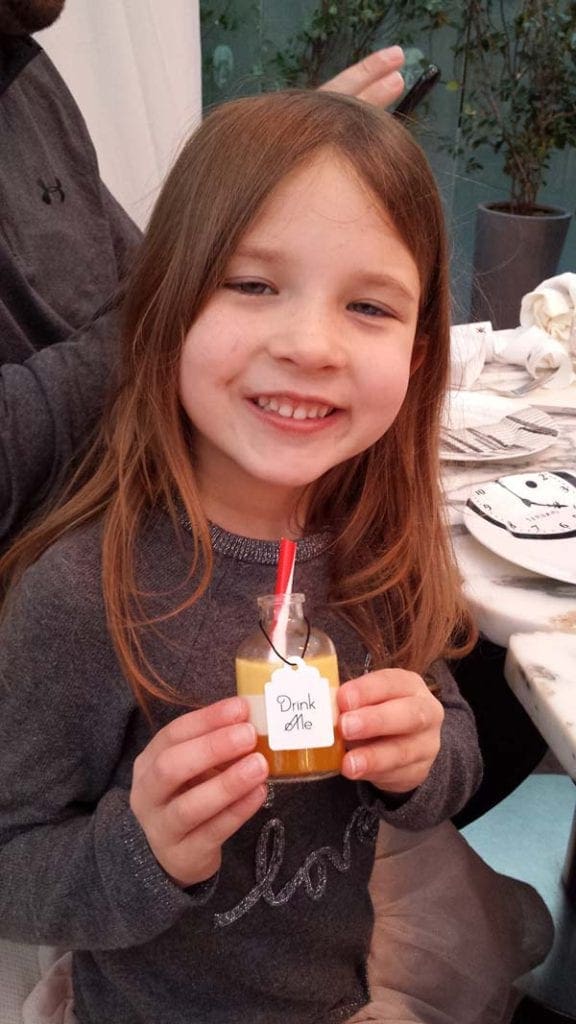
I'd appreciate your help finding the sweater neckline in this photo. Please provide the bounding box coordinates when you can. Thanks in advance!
[209,523,332,564]
[0,34,39,96]
[175,508,332,564]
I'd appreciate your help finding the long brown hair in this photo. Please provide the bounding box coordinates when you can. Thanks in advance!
[1,90,476,707]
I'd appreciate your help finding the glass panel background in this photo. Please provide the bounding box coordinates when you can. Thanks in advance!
[200,1,575,323]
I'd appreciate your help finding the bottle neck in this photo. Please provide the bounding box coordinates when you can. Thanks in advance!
[257,593,306,629]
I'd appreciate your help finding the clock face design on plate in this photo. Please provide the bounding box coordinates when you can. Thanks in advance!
[467,471,576,540]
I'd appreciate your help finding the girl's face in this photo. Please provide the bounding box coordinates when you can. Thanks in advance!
[179,152,422,534]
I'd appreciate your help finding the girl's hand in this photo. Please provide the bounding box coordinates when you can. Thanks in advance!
[337,670,444,794]
[130,697,269,888]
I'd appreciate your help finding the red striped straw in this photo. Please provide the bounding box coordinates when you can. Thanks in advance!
[275,537,297,597]
[272,538,297,654]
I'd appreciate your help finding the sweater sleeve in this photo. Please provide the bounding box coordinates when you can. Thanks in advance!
[0,307,119,545]
[360,660,483,829]
[0,544,212,950]
[99,180,143,282]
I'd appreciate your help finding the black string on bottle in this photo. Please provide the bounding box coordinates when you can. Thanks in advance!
[258,616,311,665]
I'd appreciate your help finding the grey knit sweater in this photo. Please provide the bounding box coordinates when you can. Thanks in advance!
[0,33,141,543]
[0,513,482,1023]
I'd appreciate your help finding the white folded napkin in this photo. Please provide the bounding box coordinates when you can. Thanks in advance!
[520,272,576,354]
[483,272,576,387]
[449,322,491,386]
[449,274,576,390]
[489,324,574,388]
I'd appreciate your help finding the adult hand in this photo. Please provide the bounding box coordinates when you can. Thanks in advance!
[130,696,269,887]
[319,46,405,109]
[337,669,444,793]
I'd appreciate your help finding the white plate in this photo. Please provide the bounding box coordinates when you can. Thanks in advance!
[440,394,558,462]
[463,469,576,584]
[443,391,527,430]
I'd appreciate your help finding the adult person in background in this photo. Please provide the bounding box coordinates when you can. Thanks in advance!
[0,0,545,823]
[0,0,141,539]
[0,0,405,542]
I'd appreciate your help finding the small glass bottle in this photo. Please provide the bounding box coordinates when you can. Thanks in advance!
[235,594,344,781]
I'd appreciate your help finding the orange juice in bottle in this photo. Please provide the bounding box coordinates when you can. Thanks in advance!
[235,593,344,781]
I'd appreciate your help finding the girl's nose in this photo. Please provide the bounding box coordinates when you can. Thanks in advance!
[268,308,347,370]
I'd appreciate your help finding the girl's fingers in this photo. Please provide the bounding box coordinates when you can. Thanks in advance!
[165,784,269,888]
[338,670,423,713]
[137,697,250,767]
[185,783,269,856]
[134,720,258,811]
[340,695,443,743]
[163,752,269,841]
[341,734,438,784]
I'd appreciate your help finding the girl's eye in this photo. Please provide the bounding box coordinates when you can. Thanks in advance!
[224,280,274,296]
[348,301,391,318]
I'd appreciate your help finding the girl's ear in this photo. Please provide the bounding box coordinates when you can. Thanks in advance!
[410,334,427,374]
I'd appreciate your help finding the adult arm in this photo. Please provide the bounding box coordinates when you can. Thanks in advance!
[100,180,143,282]
[0,307,120,543]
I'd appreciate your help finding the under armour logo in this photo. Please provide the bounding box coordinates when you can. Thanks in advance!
[38,177,65,204]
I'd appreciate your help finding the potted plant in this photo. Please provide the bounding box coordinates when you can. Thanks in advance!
[446,0,576,327]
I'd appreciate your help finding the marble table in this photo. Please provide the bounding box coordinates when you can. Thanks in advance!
[443,367,576,649]
[443,361,576,774]
[443,364,576,1017]
[506,633,576,787]
[444,366,573,1015]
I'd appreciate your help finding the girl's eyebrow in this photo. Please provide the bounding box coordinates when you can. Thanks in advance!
[351,272,419,304]
[232,244,286,265]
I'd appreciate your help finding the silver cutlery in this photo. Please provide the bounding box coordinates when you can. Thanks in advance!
[440,430,484,454]
[441,405,559,456]
[498,370,558,396]
[441,428,525,454]
[504,414,559,436]
[533,405,576,417]
[458,368,558,396]
[467,427,529,451]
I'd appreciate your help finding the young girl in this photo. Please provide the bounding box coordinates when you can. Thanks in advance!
[0,90,485,1023]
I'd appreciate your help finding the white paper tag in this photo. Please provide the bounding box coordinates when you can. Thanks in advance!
[264,657,335,751]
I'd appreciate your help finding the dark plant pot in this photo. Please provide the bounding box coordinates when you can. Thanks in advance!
[470,202,572,329]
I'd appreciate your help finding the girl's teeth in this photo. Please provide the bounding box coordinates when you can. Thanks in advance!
[293,404,311,420]
[254,397,332,419]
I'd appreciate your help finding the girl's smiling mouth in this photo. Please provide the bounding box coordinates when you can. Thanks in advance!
[247,393,341,430]
[253,395,335,420]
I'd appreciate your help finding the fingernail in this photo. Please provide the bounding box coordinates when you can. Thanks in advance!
[232,722,256,747]
[240,753,268,780]
[379,45,404,63]
[228,696,247,719]
[343,685,359,711]
[347,752,366,777]
[341,712,361,739]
